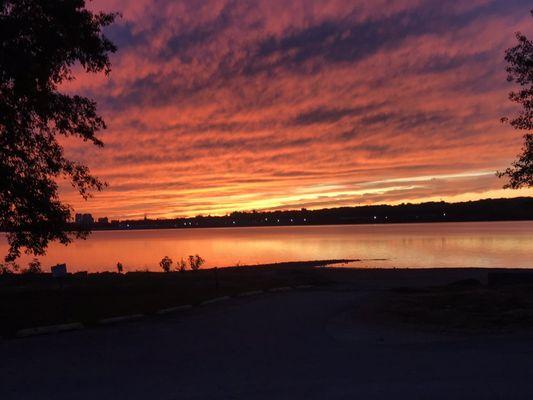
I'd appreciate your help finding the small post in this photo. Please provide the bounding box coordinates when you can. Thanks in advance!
[214,267,220,293]
[51,264,68,321]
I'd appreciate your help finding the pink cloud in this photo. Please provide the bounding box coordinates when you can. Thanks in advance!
[58,0,533,219]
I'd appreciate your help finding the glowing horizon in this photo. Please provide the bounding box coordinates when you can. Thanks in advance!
[58,0,533,219]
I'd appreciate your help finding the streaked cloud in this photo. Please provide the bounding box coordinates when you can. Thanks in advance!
[57,0,533,218]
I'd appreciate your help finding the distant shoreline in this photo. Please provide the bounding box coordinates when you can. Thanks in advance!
[1,197,532,233]
[1,218,533,235]
[79,217,533,232]
[73,197,533,232]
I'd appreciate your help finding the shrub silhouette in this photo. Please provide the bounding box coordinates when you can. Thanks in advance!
[159,256,173,273]
[176,258,187,272]
[22,258,42,274]
[188,255,205,271]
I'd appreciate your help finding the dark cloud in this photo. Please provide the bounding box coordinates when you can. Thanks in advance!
[242,1,522,74]
[292,105,376,125]
[337,128,360,142]
[159,1,239,58]
[359,110,452,131]
[105,21,148,49]
[94,0,532,114]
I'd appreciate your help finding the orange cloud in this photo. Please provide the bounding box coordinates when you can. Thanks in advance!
[57,0,533,219]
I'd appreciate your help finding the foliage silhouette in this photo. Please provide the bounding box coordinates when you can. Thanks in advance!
[498,10,533,188]
[22,258,42,274]
[188,254,205,271]
[159,256,173,273]
[0,1,117,261]
[0,261,18,275]
[176,258,187,272]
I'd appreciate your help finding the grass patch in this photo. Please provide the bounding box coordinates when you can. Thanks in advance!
[0,260,353,337]
[384,280,533,333]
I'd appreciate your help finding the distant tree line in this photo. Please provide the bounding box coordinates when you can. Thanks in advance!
[75,197,533,231]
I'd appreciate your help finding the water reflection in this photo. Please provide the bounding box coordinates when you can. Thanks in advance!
[1,221,532,272]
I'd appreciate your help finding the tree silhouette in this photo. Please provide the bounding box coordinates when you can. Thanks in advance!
[0,1,117,261]
[498,10,533,188]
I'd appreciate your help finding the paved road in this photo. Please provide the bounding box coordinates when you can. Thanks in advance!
[2,285,533,399]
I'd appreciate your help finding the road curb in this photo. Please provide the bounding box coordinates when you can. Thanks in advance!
[11,285,317,338]
[294,284,314,289]
[16,322,84,338]
[237,290,264,297]
[99,314,144,325]
[199,296,230,306]
[156,305,193,315]
[268,286,292,292]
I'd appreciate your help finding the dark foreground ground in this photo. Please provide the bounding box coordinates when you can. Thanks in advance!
[2,266,533,399]
[0,260,355,336]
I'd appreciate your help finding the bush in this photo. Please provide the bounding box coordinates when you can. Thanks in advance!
[159,256,173,273]
[188,254,205,271]
[22,259,42,274]
[176,258,187,272]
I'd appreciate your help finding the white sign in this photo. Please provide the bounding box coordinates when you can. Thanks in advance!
[51,263,67,278]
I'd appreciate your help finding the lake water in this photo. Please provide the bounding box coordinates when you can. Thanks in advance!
[1,221,532,272]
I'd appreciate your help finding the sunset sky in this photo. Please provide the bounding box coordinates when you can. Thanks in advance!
[62,0,533,219]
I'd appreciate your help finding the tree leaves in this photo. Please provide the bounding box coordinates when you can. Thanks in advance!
[499,10,533,188]
[0,0,117,261]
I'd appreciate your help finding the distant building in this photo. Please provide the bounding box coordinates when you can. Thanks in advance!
[97,217,109,224]
[75,213,94,225]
